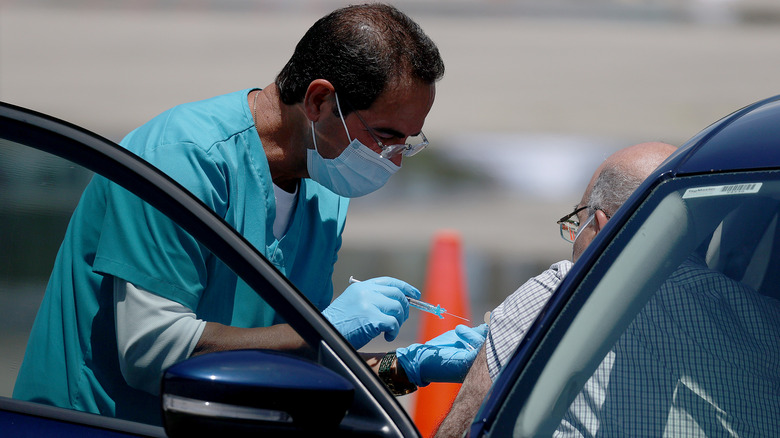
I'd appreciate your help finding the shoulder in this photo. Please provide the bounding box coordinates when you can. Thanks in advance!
[122,90,255,155]
[495,260,572,312]
[551,259,574,279]
[534,259,573,287]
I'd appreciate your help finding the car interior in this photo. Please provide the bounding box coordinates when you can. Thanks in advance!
[705,193,780,301]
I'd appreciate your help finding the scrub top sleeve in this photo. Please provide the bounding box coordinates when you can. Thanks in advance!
[94,140,229,308]
[93,179,209,309]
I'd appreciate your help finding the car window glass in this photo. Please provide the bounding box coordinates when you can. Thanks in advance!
[538,173,780,436]
[0,139,94,398]
[0,137,315,425]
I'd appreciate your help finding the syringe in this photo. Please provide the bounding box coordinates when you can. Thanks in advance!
[349,276,470,322]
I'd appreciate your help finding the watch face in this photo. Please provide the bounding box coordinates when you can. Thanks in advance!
[379,352,396,375]
[378,353,417,396]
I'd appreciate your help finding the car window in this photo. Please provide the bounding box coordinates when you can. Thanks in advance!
[508,172,780,436]
[0,139,94,398]
[0,136,312,414]
[0,105,415,437]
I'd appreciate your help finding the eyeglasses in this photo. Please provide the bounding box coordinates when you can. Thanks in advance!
[342,97,429,159]
[574,214,595,242]
[557,205,588,243]
[350,107,428,159]
[557,205,611,243]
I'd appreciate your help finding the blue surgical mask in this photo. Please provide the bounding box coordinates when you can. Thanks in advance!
[306,93,400,198]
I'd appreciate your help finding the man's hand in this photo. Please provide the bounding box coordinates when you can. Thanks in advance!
[322,277,420,350]
[396,324,488,387]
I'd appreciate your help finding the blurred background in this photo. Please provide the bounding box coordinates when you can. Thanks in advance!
[2,0,780,380]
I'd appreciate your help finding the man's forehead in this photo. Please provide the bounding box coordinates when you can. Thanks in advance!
[361,83,434,137]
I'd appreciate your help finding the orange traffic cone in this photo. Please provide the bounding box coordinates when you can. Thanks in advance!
[412,229,471,437]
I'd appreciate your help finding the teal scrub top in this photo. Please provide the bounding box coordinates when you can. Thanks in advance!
[13,89,350,424]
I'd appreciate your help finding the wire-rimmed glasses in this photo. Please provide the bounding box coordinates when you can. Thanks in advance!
[344,98,429,159]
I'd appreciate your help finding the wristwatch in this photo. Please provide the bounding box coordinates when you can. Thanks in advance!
[378,352,418,396]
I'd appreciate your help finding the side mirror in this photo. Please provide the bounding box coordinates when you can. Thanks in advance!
[161,349,354,437]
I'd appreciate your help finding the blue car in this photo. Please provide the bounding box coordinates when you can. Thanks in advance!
[1,94,779,436]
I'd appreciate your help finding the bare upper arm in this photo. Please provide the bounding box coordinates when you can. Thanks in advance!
[433,343,493,437]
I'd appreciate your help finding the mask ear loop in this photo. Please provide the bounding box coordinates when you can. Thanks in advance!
[333,92,352,141]
[310,121,319,153]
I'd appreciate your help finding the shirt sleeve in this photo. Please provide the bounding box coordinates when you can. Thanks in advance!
[486,260,573,381]
[92,175,213,310]
[114,277,206,395]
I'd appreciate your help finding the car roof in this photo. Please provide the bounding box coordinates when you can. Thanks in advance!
[662,94,780,177]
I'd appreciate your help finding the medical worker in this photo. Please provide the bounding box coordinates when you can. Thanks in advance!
[14,3,485,425]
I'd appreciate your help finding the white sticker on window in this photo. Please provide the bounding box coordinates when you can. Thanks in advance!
[682,182,762,199]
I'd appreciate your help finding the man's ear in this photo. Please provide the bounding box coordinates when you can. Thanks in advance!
[303,79,335,122]
[593,209,610,234]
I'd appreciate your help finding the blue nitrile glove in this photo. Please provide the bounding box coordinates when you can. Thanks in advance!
[395,323,488,387]
[323,277,421,350]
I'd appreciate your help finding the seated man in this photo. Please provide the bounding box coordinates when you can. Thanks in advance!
[434,141,677,437]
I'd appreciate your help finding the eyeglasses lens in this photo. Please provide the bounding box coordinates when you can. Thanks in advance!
[379,133,428,159]
[557,205,588,244]
[560,221,579,243]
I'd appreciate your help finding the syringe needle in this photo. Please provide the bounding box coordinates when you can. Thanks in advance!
[447,313,471,322]
[350,276,470,322]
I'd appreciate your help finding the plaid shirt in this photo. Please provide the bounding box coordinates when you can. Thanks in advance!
[485,260,572,381]
[557,255,780,436]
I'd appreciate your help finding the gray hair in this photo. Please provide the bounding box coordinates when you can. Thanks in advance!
[587,164,646,217]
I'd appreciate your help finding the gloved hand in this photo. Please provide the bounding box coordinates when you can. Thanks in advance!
[323,277,421,350]
[396,323,488,387]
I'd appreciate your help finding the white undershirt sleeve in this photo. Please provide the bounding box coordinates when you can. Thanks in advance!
[114,277,207,395]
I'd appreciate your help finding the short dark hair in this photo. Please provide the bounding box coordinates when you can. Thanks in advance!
[275,3,444,112]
